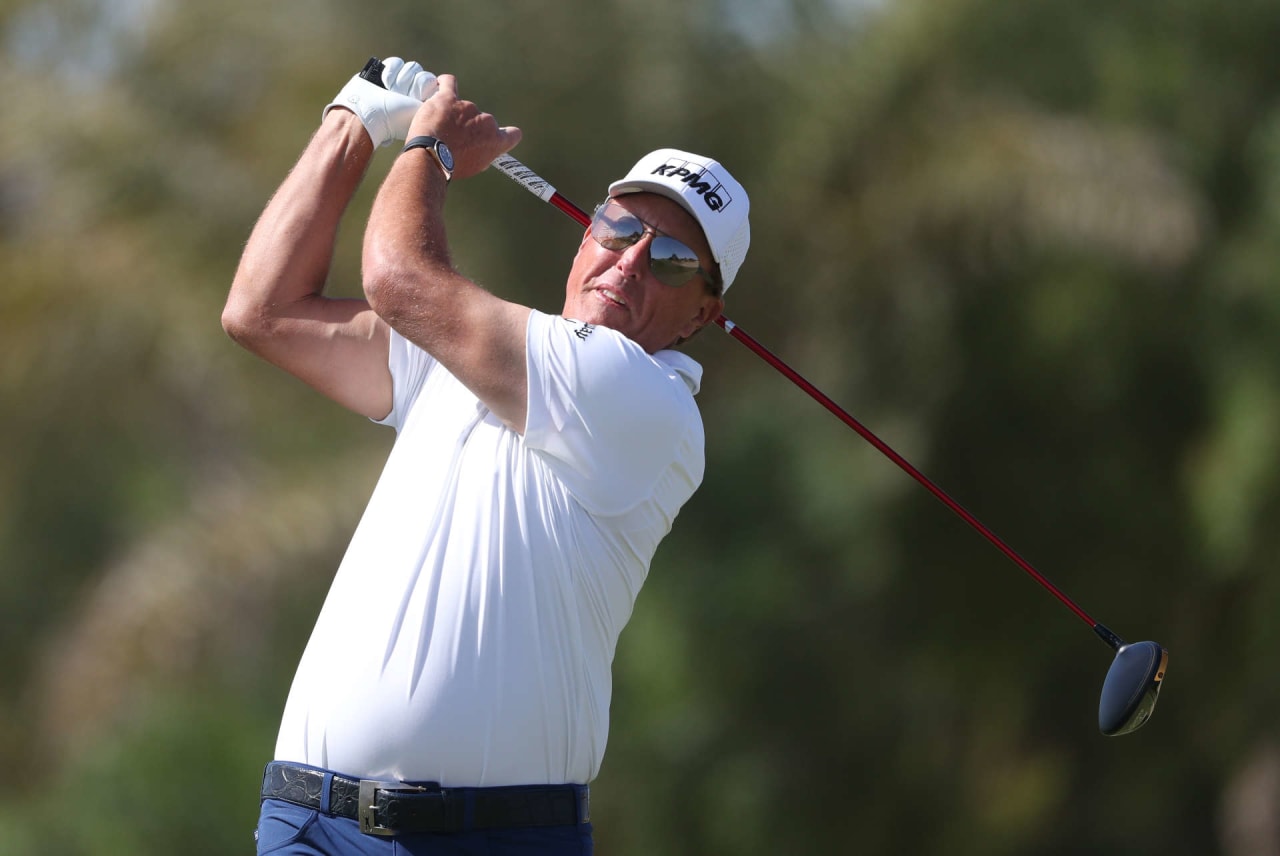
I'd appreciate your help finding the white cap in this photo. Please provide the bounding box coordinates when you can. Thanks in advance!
[608,148,751,291]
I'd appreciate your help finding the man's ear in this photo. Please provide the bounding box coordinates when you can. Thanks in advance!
[676,294,724,344]
[696,294,725,329]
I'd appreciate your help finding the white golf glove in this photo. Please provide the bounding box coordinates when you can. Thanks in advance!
[324,57,439,148]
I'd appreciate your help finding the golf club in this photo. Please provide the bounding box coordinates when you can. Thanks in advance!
[489,154,1167,737]
[358,58,1168,736]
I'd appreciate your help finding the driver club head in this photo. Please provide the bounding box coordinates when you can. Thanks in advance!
[1098,641,1168,736]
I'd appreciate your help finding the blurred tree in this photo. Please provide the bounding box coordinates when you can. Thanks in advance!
[3,0,1280,853]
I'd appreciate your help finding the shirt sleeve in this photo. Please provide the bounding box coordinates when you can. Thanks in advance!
[523,311,703,516]
[374,328,437,432]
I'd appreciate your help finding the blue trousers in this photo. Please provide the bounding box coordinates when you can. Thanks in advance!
[255,797,594,855]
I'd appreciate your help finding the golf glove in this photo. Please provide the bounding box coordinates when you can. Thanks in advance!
[324,57,438,148]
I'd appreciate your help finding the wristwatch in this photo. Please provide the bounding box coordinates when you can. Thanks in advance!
[402,135,454,183]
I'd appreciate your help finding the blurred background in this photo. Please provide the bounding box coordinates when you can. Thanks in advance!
[3,0,1279,852]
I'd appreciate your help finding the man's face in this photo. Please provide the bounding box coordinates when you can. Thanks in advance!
[561,193,724,354]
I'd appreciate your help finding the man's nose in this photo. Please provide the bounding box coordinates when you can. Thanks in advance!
[615,234,653,278]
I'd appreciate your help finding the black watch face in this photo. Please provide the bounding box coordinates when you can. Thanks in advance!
[436,141,455,171]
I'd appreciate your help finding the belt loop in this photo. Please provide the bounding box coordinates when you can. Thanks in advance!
[319,772,334,815]
[462,788,476,831]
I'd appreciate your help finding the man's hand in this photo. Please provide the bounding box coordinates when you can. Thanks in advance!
[324,57,439,148]
[405,74,522,180]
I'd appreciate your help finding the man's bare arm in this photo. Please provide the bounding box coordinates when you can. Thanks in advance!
[363,75,530,431]
[222,111,393,420]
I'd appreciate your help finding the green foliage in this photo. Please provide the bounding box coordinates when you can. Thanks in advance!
[0,688,272,856]
[3,0,1280,853]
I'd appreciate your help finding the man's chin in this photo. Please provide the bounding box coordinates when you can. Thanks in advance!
[567,298,629,330]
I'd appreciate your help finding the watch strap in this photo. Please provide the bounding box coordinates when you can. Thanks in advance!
[403,135,452,182]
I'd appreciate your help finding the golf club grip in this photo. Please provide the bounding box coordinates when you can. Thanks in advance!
[359,57,386,85]
[490,157,590,225]
[357,58,590,227]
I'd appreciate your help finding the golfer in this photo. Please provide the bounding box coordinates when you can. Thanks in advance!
[223,57,750,855]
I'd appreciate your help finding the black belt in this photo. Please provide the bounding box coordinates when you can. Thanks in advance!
[261,761,589,837]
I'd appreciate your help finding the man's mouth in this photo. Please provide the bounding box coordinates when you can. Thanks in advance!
[596,286,628,307]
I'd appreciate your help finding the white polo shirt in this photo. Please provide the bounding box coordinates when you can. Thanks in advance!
[273,310,706,787]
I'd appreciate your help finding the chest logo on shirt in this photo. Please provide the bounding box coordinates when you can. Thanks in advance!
[573,322,596,342]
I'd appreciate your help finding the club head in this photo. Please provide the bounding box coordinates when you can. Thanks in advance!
[1098,641,1168,736]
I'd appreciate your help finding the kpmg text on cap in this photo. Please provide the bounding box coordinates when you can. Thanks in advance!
[652,158,734,212]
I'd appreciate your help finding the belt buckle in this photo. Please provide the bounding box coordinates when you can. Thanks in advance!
[357,779,429,837]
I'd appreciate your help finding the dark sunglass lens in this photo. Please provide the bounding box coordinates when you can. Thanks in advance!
[649,236,701,287]
[591,205,646,251]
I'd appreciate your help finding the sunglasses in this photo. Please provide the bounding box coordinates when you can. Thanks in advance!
[590,200,721,291]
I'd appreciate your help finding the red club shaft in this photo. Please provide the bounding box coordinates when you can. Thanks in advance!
[490,155,1100,632]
